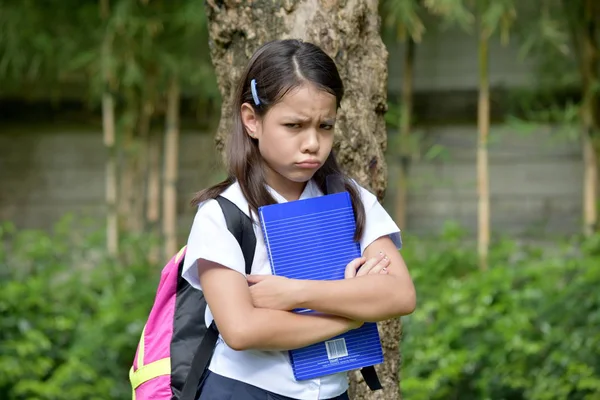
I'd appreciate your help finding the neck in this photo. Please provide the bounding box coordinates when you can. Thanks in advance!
[263,165,306,201]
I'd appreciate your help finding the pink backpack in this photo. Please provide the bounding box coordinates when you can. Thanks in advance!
[129,196,256,400]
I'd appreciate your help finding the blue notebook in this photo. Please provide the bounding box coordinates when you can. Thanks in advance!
[258,191,384,381]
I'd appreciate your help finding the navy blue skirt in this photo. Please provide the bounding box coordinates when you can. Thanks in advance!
[197,370,350,400]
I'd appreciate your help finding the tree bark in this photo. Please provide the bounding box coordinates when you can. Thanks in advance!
[206,0,389,198]
[205,1,397,398]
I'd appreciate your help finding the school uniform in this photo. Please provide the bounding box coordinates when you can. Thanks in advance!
[181,179,402,400]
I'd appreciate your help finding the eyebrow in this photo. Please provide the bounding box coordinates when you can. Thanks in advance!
[283,115,336,124]
[283,115,310,122]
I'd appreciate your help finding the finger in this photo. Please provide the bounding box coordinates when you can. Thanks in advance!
[345,257,366,279]
[356,252,386,277]
[355,256,380,277]
[368,255,390,275]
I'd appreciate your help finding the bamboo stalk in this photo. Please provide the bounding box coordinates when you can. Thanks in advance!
[395,37,415,230]
[581,0,599,236]
[100,0,118,256]
[132,99,153,233]
[147,128,161,265]
[582,132,597,236]
[163,77,180,258]
[118,91,138,232]
[147,129,161,225]
[477,23,490,271]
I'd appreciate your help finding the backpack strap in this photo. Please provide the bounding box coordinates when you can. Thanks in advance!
[179,195,256,400]
[361,365,382,390]
[215,195,256,275]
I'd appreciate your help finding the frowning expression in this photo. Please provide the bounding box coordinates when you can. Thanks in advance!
[241,83,337,198]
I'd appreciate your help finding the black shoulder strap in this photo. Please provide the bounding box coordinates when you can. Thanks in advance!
[178,195,256,400]
[215,195,256,275]
[361,365,383,391]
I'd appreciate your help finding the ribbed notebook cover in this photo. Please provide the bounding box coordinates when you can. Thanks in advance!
[258,192,384,381]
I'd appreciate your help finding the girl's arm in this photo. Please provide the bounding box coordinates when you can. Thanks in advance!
[249,236,416,322]
[198,259,361,352]
[293,236,416,321]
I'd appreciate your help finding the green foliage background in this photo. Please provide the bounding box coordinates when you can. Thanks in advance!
[401,224,600,400]
[0,217,159,400]
[1,218,599,399]
[1,1,598,399]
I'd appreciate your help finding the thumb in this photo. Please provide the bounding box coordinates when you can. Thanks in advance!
[344,257,366,279]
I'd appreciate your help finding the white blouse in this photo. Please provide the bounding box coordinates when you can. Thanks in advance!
[181,180,401,400]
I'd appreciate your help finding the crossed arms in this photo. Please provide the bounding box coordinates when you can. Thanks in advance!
[197,235,416,351]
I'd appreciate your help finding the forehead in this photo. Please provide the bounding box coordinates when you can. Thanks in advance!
[269,83,337,119]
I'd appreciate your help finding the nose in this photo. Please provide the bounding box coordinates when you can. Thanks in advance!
[301,129,320,154]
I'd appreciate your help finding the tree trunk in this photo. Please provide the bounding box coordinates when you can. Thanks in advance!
[146,127,162,264]
[395,37,415,230]
[205,1,396,398]
[147,128,161,227]
[100,0,118,257]
[477,20,490,271]
[206,0,388,199]
[163,77,180,259]
[582,131,597,236]
[131,98,153,233]
[118,92,140,233]
[581,0,599,236]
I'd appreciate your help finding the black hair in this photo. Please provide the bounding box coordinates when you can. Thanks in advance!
[193,39,365,240]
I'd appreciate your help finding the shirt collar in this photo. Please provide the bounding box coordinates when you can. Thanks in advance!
[266,180,323,203]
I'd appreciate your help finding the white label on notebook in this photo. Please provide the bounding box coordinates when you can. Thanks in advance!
[325,338,348,360]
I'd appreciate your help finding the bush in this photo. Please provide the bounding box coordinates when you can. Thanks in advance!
[0,216,161,400]
[3,216,600,400]
[400,224,600,400]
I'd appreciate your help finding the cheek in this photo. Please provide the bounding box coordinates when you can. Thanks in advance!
[258,128,288,159]
[322,133,334,150]
[261,127,294,152]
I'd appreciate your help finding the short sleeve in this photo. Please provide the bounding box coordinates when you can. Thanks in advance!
[181,199,246,291]
[357,184,402,253]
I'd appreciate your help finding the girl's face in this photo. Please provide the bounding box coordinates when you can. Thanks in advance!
[241,83,337,201]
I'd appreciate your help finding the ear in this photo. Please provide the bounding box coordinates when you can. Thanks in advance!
[241,103,260,139]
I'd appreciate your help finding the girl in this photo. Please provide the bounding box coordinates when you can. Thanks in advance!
[181,39,416,400]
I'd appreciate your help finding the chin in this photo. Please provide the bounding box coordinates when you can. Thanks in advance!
[285,171,316,183]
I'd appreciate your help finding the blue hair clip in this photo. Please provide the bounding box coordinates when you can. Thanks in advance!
[251,79,261,106]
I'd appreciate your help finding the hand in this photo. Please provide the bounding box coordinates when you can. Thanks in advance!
[247,274,300,311]
[347,318,364,330]
[344,252,390,279]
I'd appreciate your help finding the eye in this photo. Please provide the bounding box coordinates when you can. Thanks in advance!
[320,124,334,131]
[284,123,301,129]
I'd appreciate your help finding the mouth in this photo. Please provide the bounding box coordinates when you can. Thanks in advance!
[295,160,321,169]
